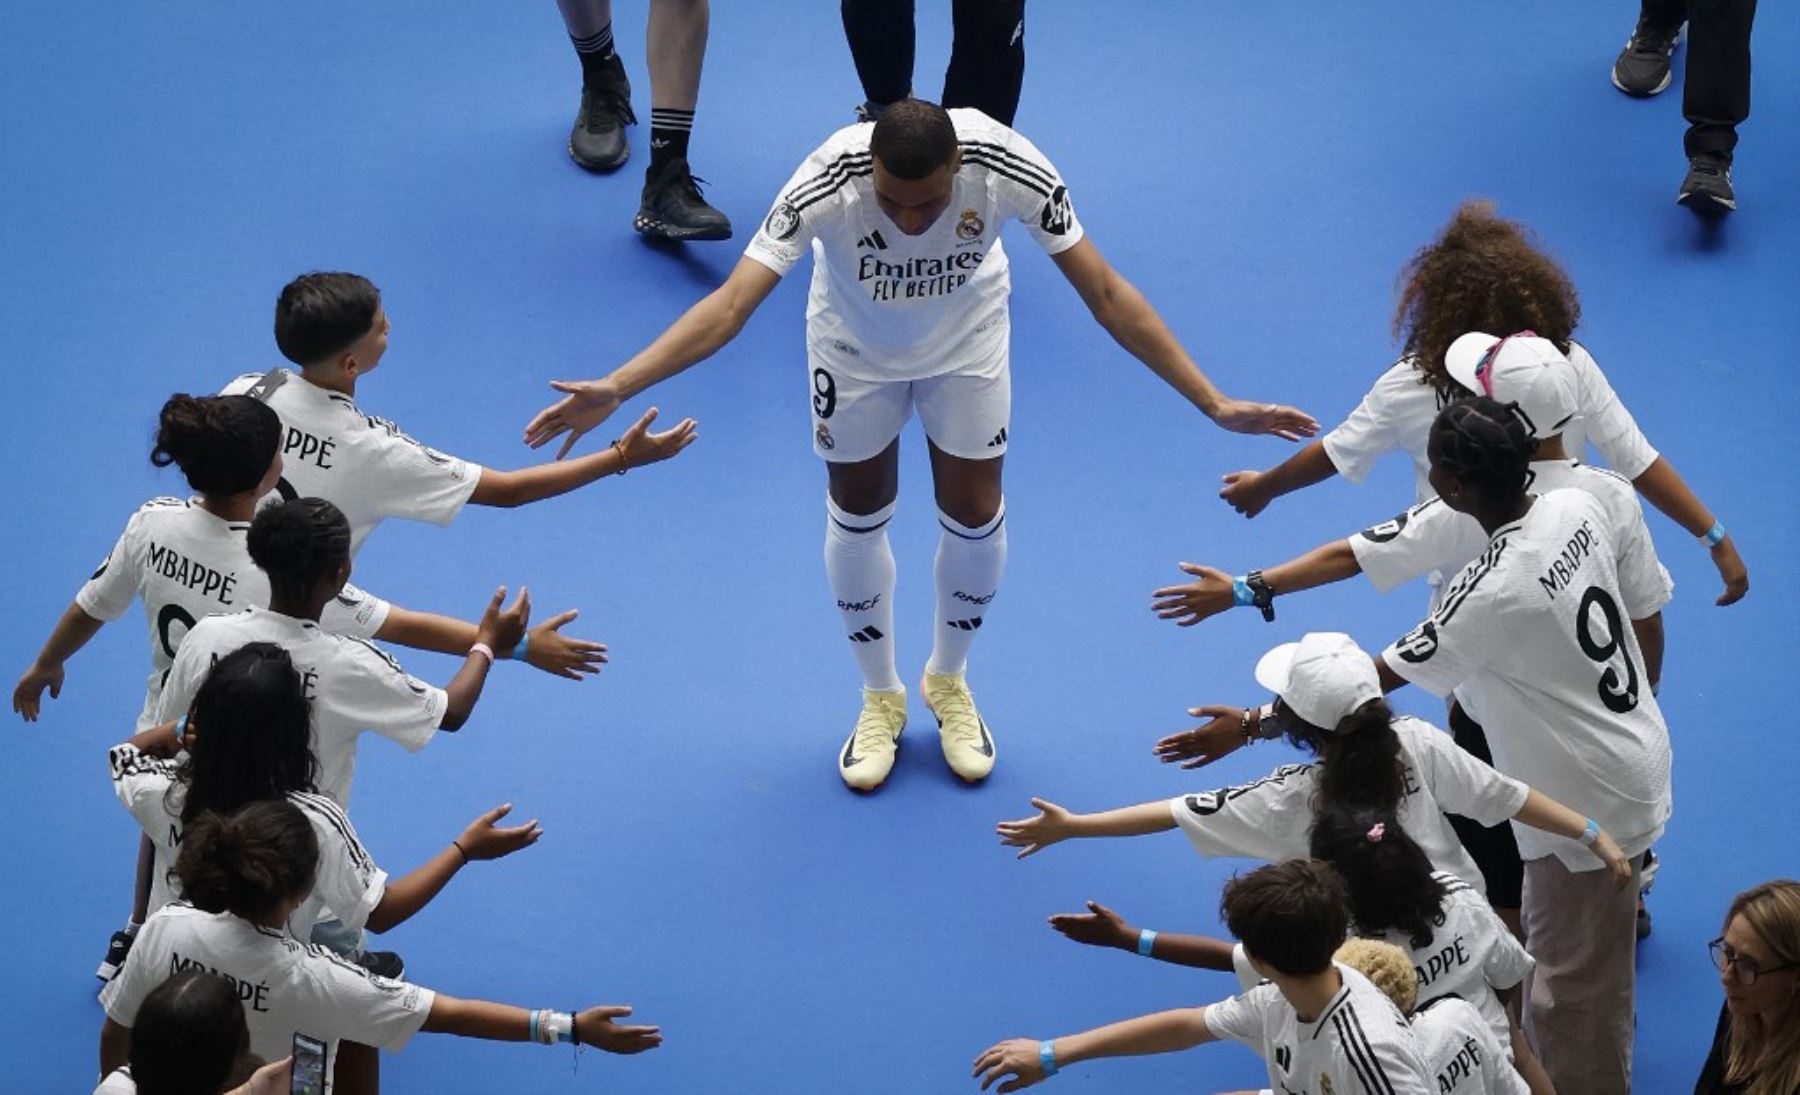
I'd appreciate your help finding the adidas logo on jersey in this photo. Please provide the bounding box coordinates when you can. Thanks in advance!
[855,230,890,251]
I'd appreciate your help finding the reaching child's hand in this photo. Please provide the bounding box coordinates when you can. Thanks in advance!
[1048,901,1136,951]
[997,798,1077,859]
[12,661,63,721]
[475,587,530,653]
[516,610,607,680]
[614,407,698,469]
[574,1006,662,1054]
[456,803,542,862]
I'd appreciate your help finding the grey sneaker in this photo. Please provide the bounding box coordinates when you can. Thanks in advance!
[1678,154,1736,213]
[1611,20,1683,97]
[569,55,635,172]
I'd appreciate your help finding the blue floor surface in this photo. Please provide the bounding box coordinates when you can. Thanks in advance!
[3,1,1797,1090]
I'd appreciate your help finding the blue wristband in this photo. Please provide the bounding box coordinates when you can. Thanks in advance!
[1039,1040,1058,1078]
[1702,521,1726,547]
[1579,818,1600,848]
[173,716,187,745]
[511,632,530,662]
[1231,576,1254,607]
[1137,929,1157,957]
[529,1009,540,1043]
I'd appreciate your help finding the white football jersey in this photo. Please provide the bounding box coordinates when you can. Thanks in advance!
[744,109,1084,382]
[1205,962,1432,1094]
[77,497,390,730]
[154,607,444,807]
[1322,343,1658,504]
[220,368,481,553]
[1382,489,1673,868]
[108,743,388,939]
[1168,716,1527,896]
[1351,460,1673,619]
[101,904,434,1093]
[1366,873,1533,1054]
[1411,996,1528,1095]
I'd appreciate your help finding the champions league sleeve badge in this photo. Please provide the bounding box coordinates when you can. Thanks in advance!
[764,202,802,241]
[956,209,985,241]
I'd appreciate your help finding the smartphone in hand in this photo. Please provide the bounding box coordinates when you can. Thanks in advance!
[290,1033,326,1095]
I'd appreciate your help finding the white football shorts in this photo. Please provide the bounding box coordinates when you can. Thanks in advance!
[806,335,1011,464]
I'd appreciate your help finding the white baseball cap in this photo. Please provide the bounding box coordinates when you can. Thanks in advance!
[1253,632,1382,731]
[1444,331,1580,440]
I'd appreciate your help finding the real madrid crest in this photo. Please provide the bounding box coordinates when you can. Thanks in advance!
[765,202,801,241]
[956,208,984,241]
[815,423,836,451]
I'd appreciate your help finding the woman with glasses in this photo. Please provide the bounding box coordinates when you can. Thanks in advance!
[995,631,1629,896]
[1700,881,1800,1094]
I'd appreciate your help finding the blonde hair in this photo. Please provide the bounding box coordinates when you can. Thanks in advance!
[1724,880,1800,1095]
[1335,938,1418,1016]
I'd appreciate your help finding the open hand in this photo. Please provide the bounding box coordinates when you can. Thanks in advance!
[1712,537,1748,606]
[973,1039,1048,1092]
[615,407,698,469]
[997,798,1078,859]
[575,1005,663,1054]
[456,803,542,861]
[1049,900,1135,951]
[523,379,624,460]
[475,586,530,653]
[1150,563,1235,626]
[1153,706,1250,769]
[1219,470,1274,518]
[516,609,607,680]
[12,662,63,721]
[1211,398,1319,442]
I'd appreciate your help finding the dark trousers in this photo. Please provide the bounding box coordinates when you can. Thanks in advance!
[840,0,1027,126]
[1640,0,1758,157]
[1446,702,1524,910]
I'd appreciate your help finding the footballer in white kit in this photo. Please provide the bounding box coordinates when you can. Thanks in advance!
[524,99,1316,790]
[1411,996,1527,1095]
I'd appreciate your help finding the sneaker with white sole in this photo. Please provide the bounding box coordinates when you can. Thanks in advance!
[921,671,996,782]
[95,929,135,981]
[839,688,907,791]
[1611,19,1683,97]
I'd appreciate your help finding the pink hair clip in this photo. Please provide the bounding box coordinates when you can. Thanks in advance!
[1366,822,1386,843]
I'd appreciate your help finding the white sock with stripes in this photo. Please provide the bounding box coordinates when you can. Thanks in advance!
[926,500,1007,677]
[825,495,902,692]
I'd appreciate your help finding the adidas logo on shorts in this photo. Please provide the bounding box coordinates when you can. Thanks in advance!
[986,427,1008,448]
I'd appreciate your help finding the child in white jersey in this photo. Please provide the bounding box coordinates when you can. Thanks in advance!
[523,98,1316,791]
[15,393,609,729]
[996,633,1629,889]
[156,497,526,808]
[1210,200,1745,606]
[1335,939,1526,1095]
[220,271,696,554]
[973,859,1430,1092]
[100,801,660,1092]
[93,969,293,1095]
[112,643,540,972]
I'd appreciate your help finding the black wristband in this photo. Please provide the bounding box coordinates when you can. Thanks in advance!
[1246,569,1276,622]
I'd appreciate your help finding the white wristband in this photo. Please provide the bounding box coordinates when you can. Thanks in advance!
[469,642,495,666]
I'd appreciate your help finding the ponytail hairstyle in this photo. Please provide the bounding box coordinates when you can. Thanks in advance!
[1309,802,1446,950]
[150,394,282,498]
[127,969,251,1095]
[175,800,319,923]
[170,642,317,825]
[1279,697,1409,816]
[246,497,351,602]
[1393,200,1580,392]
[1722,880,1800,1095]
[275,271,381,366]
[1427,396,1536,511]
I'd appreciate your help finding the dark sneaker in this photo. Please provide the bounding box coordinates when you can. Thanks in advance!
[1611,20,1683,97]
[1678,154,1736,213]
[569,56,635,173]
[854,100,887,123]
[635,157,732,242]
[95,930,134,981]
[354,949,406,979]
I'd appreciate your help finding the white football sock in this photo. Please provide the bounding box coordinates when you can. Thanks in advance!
[927,500,1007,677]
[825,495,902,692]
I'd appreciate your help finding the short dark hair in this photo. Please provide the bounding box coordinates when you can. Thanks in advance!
[275,272,381,366]
[1427,396,1536,508]
[246,497,352,602]
[1221,860,1352,977]
[151,394,282,497]
[129,969,251,1095]
[176,800,320,922]
[870,99,959,180]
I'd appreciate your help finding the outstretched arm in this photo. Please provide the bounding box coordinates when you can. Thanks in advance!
[376,604,607,681]
[1631,456,1747,605]
[1219,440,1340,518]
[1150,540,1361,627]
[438,588,529,731]
[366,804,543,933]
[422,998,661,1053]
[1048,901,1236,971]
[474,408,697,506]
[14,603,105,720]
[1050,238,1317,440]
[974,1008,1217,1091]
[523,259,782,458]
[997,798,1174,858]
